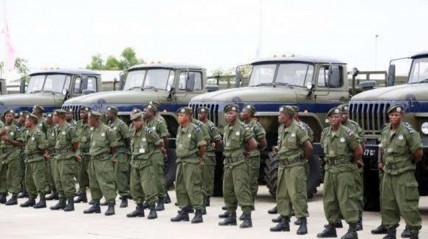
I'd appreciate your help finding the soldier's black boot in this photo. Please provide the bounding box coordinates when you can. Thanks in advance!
[218,211,230,218]
[20,197,36,207]
[341,223,358,239]
[127,203,145,218]
[142,201,149,209]
[219,212,237,226]
[317,224,337,238]
[297,217,308,235]
[382,228,396,239]
[239,212,252,228]
[295,217,302,225]
[409,232,419,239]
[272,215,283,223]
[372,224,388,234]
[222,205,228,210]
[205,196,210,207]
[148,205,158,219]
[270,216,290,232]
[164,192,171,204]
[239,212,245,221]
[105,202,115,216]
[324,221,343,228]
[268,206,278,214]
[171,207,190,222]
[5,194,18,206]
[50,198,66,210]
[401,226,411,238]
[120,196,128,208]
[46,190,58,200]
[84,202,101,214]
[33,195,46,209]
[17,188,27,198]
[0,192,6,204]
[155,198,165,211]
[100,200,108,206]
[74,193,88,203]
[63,198,75,212]
[88,199,96,205]
[191,209,203,223]
[356,215,363,231]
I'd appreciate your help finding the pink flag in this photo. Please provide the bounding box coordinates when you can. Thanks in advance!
[2,18,16,70]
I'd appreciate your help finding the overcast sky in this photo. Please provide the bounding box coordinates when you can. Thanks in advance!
[2,0,428,75]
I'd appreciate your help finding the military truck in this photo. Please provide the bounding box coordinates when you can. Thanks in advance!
[0,69,102,114]
[189,56,384,198]
[349,51,428,210]
[0,78,7,95]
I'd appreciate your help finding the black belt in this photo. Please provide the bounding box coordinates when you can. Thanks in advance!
[80,148,90,153]
[385,163,397,170]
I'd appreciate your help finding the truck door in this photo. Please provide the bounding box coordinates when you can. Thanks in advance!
[314,64,349,105]
[174,70,205,108]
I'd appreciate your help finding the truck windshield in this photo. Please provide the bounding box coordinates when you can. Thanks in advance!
[249,63,314,87]
[123,69,175,90]
[27,74,70,93]
[409,57,428,83]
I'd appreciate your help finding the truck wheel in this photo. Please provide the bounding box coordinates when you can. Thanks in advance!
[264,153,321,199]
[165,148,177,189]
[213,152,224,197]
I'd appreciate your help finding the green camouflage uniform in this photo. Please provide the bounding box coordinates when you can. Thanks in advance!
[192,118,211,198]
[321,124,360,224]
[75,120,92,194]
[46,123,57,192]
[380,122,422,234]
[88,123,118,203]
[0,123,23,196]
[276,120,310,218]
[202,119,221,196]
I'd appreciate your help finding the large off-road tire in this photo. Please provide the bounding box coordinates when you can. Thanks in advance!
[264,153,321,199]
[165,148,177,189]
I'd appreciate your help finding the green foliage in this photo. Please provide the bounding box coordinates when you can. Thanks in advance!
[104,55,121,70]
[86,48,144,71]
[86,54,104,70]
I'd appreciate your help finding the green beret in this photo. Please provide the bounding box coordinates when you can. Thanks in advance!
[79,106,91,112]
[130,112,144,121]
[387,104,405,114]
[197,107,210,114]
[54,109,67,116]
[291,106,299,113]
[4,109,15,116]
[224,104,239,113]
[19,111,30,117]
[33,105,45,113]
[177,107,192,115]
[243,105,256,115]
[88,111,102,119]
[279,105,295,116]
[337,104,349,113]
[144,104,158,112]
[149,101,161,110]
[26,114,39,122]
[107,106,119,114]
[327,107,342,117]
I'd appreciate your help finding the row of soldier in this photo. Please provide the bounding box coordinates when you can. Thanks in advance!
[0,102,422,239]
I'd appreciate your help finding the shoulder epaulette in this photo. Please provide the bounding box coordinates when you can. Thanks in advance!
[403,122,415,134]
[145,127,153,134]
[37,129,42,136]
[157,118,163,124]
[296,121,306,131]
[208,122,215,130]
[191,123,201,132]
[346,128,354,136]
[256,121,262,127]
[321,127,329,134]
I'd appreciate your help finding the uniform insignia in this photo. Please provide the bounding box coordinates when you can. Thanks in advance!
[157,118,163,124]
[396,107,402,112]
[232,106,236,111]
[139,148,145,153]
[10,132,14,136]
[236,131,240,136]
[346,129,354,136]
[145,128,152,134]
[113,127,117,131]
[188,134,191,138]
[101,133,105,137]
[39,123,42,127]
[90,127,94,131]
[52,132,55,137]
[62,131,66,135]
[256,122,262,127]
[194,126,200,132]
[340,137,345,143]
[398,135,404,140]
[291,133,296,137]
[142,137,146,141]
[325,119,329,124]
[334,109,340,114]
[31,136,35,141]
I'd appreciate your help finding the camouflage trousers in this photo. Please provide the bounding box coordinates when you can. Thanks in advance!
[114,152,130,197]
[25,160,49,197]
[77,154,90,194]
[54,157,78,199]
[175,160,204,210]
[249,155,261,199]
[223,159,253,213]
[88,156,117,202]
[152,151,166,198]
[276,164,308,218]
[353,167,364,215]
[130,163,157,206]
[0,152,21,195]
[46,157,56,192]
[381,171,422,234]
[323,170,359,224]
[201,153,216,196]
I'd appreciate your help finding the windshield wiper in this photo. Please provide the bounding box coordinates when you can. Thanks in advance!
[252,82,273,87]
[30,90,42,94]
[144,86,154,89]
[128,86,144,91]
[273,82,293,88]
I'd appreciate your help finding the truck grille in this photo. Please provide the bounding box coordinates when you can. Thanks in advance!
[62,104,84,121]
[189,103,220,126]
[349,102,391,134]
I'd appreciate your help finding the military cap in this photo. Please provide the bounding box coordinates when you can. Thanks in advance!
[177,107,193,115]
[279,105,295,116]
[291,106,299,113]
[46,113,53,118]
[66,108,73,113]
[53,109,67,116]
[79,106,91,112]
[3,109,15,116]
[197,107,210,114]
[132,108,141,114]
[149,101,161,110]
[327,107,342,117]
[144,104,158,112]
[243,104,256,115]
[106,106,119,114]
[337,104,349,113]
[33,105,45,113]
[130,112,144,121]
[26,114,39,121]
[88,111,102,119]
[387,104,405,114]
[19,110,30,117]
[224,104,239,113]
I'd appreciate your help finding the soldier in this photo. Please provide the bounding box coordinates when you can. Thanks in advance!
[317,107,362,239]
[144,103,170,210]
[45,113,59,201]
[74,107,92,204]
[17,111,29,199]
[270,106,312,235]
[0,109,24,205]
[170,107,206,224]
[83,111,118,216]
[197,106,222,207]
[106,106,131,208]
[240,105,267,204]
[218,104,257,229]
[32,105,48,133]
[65,108,77,125]
[378,105,422,239]
[20,114,50,209]
[126,112,163,219]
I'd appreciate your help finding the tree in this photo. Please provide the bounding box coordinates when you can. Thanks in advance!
[86,48,143,71]
[14,58,30,82]
[120,47,142,70]
[104,55,121,70]
[86,54,104,70]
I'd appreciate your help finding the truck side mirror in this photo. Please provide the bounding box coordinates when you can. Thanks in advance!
[186,74,195,91]
[62,89,70,100]
[235,68,243,88]
[20,78,26,93]
[119,72,125,90]
[328,65,341,88]
[167,85,176,99]
[387,64,396,87]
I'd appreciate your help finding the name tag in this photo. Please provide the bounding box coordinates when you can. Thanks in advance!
[291,133,296,137]
[235,132,240,136]
[398,135,403,140]
[62,131,66,135]
[51,133,55,137]
[142,138,146,142]
[10,132,14,136]
[139,148,145,153]
[152,126,156,130]
[101,133,105,137]
[113,127,117,131]
[340,137,345,143]
[188,134,191,138]
[31,137,35,141]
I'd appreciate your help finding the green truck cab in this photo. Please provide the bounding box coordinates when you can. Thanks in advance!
[189,56,357,197]
[0,69,101,114]
[349,51,428,210]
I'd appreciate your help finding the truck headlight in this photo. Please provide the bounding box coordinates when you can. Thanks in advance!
[421,122,428,135]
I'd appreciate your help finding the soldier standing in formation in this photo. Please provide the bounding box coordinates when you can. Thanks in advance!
[219,104,257,228]
[32,105,48,133]
[270,106,312,235]
[17,111,29,198]
[170,107,206,224]
[45,113,58,201]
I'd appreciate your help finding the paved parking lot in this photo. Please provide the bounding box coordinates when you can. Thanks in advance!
[1,186,427,239]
